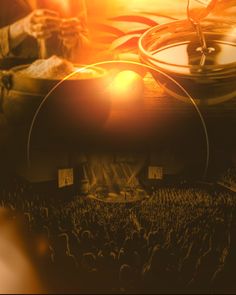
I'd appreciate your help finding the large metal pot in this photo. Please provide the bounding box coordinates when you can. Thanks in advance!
[0,58,36,71]
[0,63,111,128]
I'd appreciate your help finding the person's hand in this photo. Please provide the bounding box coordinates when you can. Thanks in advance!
[23,9,61,39]
[60,18,82,49]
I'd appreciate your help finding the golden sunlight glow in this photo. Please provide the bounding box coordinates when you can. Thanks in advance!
[100,0,187,18]
[109,70,144,102]
[50,0,70,15]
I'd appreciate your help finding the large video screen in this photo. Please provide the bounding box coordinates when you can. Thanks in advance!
[148,166,163,180]
[58,168,74,188]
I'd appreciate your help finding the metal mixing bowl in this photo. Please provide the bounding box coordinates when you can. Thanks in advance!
[139,19,236,105]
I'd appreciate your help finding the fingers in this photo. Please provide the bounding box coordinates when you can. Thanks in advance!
[60,18,81,28]
[26,11,83,44]
[28,10,61,39]
[59,29,81,49]
[34,9,60,18]
[32,14,61,28]
[62,37,78,49]
[60,26,82,37]
[31,23,59,39]
[32,31,52,39]
[59,18,82,43]
[29,24,58,39]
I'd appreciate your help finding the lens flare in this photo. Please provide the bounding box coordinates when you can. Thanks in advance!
[27,60,210,178]
[109,70,144,102]
[49,0,71,16]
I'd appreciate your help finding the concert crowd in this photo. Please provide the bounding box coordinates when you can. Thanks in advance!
[0,179,236,294]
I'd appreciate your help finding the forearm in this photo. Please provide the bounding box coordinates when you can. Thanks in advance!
[9,19,28,50]
[0,20,28,58]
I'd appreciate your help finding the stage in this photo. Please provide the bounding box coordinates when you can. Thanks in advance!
[86,189,147,204]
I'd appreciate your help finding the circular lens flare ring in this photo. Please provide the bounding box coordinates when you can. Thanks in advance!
[27,60,210,178]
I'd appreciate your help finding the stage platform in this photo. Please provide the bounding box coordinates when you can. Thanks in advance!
[87,190,147,204]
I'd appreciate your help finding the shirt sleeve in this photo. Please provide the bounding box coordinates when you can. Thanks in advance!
[0,26,11,58]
